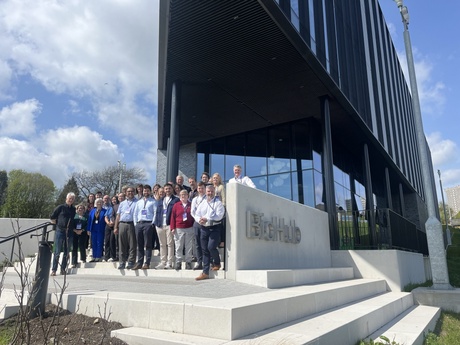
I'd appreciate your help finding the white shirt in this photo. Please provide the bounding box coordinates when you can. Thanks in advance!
[228,175,256,188]
[194,196,225,224]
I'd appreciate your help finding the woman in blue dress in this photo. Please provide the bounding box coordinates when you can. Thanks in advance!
[87,198,106,262]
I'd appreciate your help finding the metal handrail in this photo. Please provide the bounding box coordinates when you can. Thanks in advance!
[1,221,55,318]
[0,221,53,263]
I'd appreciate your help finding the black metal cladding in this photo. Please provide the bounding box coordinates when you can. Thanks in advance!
[159,0,426,202]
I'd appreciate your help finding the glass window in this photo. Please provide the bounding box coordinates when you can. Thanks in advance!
[314,170,324,210]
[196,153,205,179]
[268,173,292,200]
[210,154,225,177]
[302,169,316,208]
[252,176,267,192]
[313,150,322,173]
[291,171,299,203]
[268,126,291,174]
[247,156,267,177]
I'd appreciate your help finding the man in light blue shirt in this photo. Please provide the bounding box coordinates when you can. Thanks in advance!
[133,184,156,269]
[114,187,137,269]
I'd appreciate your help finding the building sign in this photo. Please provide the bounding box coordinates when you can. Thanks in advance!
[246,211,301,244]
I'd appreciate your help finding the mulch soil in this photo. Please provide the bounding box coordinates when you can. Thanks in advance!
[1,304,128,345]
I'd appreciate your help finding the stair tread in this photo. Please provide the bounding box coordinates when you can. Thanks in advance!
[366,305,440,345]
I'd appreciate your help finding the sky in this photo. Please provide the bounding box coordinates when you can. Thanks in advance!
[0,1,459,199]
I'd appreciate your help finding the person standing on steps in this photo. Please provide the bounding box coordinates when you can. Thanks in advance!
[194,185,225,281]
[114,187,137,270]
[153,183,179,269]
[170,189,195,270]
[50,192,76,276]
[133,184,156,270]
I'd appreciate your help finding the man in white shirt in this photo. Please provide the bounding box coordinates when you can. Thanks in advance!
[133,184,156,270]
[191,181,206,270]
[194,185,225,281]
[228,164,256,188]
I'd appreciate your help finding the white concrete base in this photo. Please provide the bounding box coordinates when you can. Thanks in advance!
[365,305,440,345]
[331,250,427,291]
[235,267,354,288]
[412,287,460,313]
[54,278,388,341]
[112,291,417,345]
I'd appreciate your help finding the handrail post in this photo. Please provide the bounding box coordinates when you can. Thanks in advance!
[28,223,53,318]
[10,236,16,264]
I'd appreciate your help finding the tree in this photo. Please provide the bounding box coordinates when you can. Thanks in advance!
[55,176,81,206]
[2,170,56,218]
[72,165,146,198]
[438,202,455,224]
[0,170,7,206]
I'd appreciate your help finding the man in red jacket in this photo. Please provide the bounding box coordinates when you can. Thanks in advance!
[170,189,195,270]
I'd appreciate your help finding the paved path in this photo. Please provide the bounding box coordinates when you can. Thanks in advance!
[2,271,269,300]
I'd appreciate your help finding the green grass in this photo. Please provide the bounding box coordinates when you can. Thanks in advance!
[422,227,460,344]
[0,319,15,345]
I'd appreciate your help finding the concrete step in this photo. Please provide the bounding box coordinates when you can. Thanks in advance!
[53,278,388,341]
[111,291,414,344]
[235,266,354,288]
[365,305,440,345]
[0,289,22,321]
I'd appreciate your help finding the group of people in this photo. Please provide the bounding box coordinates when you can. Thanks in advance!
[50,164,255,280]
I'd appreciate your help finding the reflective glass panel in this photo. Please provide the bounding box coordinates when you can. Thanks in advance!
[252,176,267,192]
[210,154,225,177]
[314,170,324,210]
[291,171,299,203]
[268,173,292,200]
[302,169,315,208]
[313,150,322,173]
[247,156,267,177]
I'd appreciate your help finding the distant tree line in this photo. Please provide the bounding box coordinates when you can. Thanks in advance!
[0,165,146,219]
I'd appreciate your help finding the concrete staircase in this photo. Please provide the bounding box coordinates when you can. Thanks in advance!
[44,261,440,345]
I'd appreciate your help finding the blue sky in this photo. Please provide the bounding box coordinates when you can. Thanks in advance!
[0,1,458,199]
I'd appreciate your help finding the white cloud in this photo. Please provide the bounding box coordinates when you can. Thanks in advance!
[427,132,458,167]
[0,126,121,187]
[0,0,159,141]
[0,99,40,137]
[39,126,120,174]
[397,49,446,117]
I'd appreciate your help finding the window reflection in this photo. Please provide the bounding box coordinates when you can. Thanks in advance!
[252,176,267,192]
[313,150,322,172]
[314,170,324,210]
[268,173,292,200]
[247,156,267,177]
[210,154,224,177]
[302,170,315,208]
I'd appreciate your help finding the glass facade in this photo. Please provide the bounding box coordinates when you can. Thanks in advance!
[196,118,368,213]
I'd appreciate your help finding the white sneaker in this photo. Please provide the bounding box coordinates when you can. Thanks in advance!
[155,263,165,270]
[70,264,76,269]
[107,258,114,262]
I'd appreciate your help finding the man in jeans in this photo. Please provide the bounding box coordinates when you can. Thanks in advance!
[194,185,225,281]
[50,192,76,276]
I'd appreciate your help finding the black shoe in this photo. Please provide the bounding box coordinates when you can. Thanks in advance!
[193,263,203,270]
[118,263,126,269]
[185,262,192,270]
[191,256,197,262]
[175,262,182,270]
[126,263,135,270]
[132,264,142,270]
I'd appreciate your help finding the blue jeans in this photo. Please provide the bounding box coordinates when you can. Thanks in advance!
[52,228,72,272]
[200,224,222,275]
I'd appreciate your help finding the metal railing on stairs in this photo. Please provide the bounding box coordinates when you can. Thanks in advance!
[0,221,55,318]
